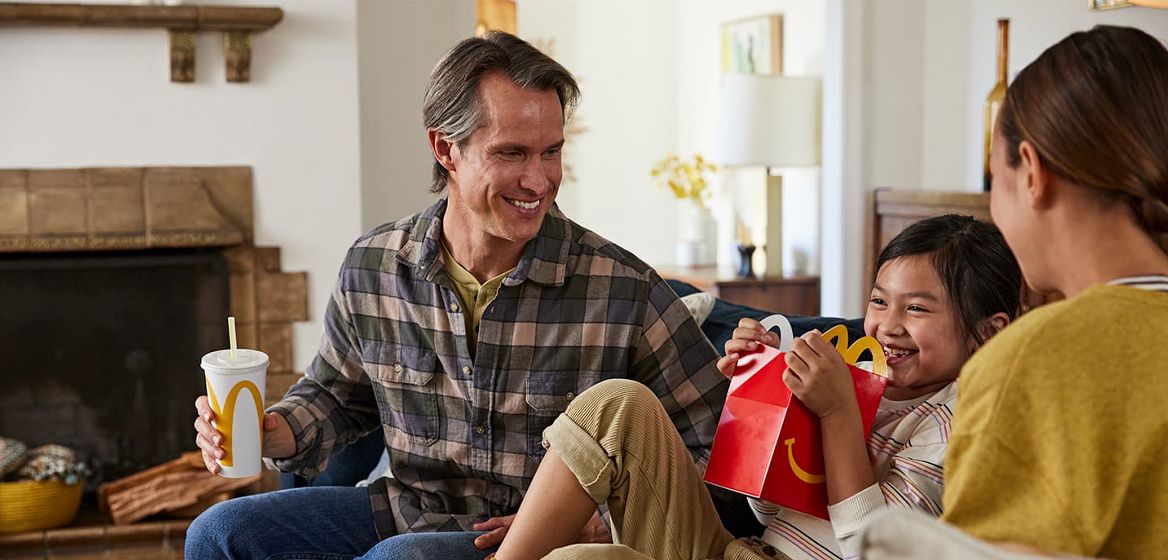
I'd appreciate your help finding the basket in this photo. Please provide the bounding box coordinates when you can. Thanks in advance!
[0,479,84,534]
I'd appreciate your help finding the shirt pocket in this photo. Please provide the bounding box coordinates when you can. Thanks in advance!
[525,371,603,461]
[370,346,441,446]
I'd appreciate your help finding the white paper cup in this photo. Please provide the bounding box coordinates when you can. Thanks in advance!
[201,349,269,478]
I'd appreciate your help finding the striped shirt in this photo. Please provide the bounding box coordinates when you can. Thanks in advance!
[751,381,957,560]
[1108,274,1168,291]
[269,198,728,538]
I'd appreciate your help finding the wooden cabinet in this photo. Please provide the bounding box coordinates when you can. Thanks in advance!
[657,266,821,317]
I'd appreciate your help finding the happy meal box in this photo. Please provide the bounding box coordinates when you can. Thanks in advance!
[704,315,888,519]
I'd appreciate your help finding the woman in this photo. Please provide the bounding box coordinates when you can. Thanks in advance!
[941,25,1168,559]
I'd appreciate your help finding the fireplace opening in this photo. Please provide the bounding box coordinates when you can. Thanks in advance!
[0,249,229,490]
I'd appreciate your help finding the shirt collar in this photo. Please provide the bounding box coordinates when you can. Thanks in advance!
[397,197,572,287]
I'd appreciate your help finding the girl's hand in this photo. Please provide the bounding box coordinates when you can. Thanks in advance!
[716,318,782,377]
[783,330,859,419]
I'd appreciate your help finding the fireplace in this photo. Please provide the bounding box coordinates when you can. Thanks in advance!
[0,167,308,496]
[0,249,230,486]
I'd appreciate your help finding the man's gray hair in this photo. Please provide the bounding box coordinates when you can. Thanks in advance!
[423,31,580,193]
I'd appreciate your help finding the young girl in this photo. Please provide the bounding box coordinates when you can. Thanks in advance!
[941,26,1168,558]
[492,214,1021,560]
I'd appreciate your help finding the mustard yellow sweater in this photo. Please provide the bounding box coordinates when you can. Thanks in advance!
[943,284,1168,558]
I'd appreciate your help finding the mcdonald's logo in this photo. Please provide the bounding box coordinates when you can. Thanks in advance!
[785,438,826,484]
[205,379,264,467]
[820,325,888,377]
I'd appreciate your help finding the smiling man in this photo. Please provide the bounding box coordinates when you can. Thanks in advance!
[187,32,729,559]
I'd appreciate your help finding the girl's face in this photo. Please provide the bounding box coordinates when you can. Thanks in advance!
[864,255,972,401]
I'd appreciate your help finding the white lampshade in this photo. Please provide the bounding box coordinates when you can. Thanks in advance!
[715,74,821,168]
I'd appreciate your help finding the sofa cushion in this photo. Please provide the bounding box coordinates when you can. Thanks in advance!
[666,279,865,355]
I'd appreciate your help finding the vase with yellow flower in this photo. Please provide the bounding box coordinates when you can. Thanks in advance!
[650,153,718,268]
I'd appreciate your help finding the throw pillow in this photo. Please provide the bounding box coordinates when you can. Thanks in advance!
[680,292,716,326]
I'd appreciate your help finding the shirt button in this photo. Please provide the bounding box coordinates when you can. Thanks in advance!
[393,363,403,373]
[565,391,575,402]
[475,424,486,435]
[449,302,459,313]
[462,365,472,375]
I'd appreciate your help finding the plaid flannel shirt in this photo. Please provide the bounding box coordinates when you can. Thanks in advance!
[269,198,728,538]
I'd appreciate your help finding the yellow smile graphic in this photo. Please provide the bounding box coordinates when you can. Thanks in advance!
[785,438,825,484]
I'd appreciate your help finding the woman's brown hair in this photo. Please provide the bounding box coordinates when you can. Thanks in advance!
[998,25,1168,252]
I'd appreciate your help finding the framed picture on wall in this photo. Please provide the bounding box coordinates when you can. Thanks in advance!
[1087,0,1131,9]
[721,14,783,75]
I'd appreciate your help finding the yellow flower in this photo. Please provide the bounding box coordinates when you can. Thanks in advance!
[649,153,717,209]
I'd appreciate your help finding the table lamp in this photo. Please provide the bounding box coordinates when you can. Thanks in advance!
[715,74,820,277]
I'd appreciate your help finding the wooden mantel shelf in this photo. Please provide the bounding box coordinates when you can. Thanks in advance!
[0,2,285,82]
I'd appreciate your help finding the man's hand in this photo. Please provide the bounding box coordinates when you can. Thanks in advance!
[472,514,515,550]
[193,395,296,475]
[783,331,859,419]
[575,511,612,544]
[472,511,611,550]
[715,318,782,378]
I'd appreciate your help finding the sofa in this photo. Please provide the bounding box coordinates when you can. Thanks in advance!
[279,280,865,539]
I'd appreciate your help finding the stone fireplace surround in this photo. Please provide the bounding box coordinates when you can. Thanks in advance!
[0,166,308,557]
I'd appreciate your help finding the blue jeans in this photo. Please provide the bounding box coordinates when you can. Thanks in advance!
[185,486,498,559]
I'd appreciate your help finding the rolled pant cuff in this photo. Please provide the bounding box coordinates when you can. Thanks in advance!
[543,413,615,505]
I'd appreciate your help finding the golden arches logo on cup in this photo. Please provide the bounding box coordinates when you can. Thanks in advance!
[205,379,264,467]
[201,349,269,478]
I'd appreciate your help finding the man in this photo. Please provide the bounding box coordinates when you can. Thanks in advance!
[187,32,728,559]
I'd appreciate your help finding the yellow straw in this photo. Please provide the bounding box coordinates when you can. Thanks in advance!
[228,316,238,362]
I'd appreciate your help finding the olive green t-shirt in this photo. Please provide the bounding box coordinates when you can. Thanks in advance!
[440,242,513,356]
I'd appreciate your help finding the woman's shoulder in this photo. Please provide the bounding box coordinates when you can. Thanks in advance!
[956,285,1168,429]
[979,284,1168,360]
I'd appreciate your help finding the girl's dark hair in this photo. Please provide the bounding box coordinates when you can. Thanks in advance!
[876,214,1021,347]
[998,25,1168,252]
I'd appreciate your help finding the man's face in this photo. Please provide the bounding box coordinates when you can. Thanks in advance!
[445,72,565,248]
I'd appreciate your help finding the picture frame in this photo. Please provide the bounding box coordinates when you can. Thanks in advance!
[1087,0,1132,10]
[721,14,783,75]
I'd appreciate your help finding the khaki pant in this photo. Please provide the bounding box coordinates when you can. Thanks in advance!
[541,379,784,560]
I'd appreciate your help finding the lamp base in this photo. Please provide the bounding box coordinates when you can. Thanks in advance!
[749,173,783,277]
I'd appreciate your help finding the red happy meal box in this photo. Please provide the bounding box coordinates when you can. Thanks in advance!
[704,317,888,520]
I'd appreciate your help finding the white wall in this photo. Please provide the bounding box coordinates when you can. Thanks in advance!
[959,1,1168,189]
[0,0,364,371]
[864,0,1168,193]
[356,0,475,231]
[863,2,926,191]
[522,0,826,277]
[821,0,866,318]
[520,0,680,265]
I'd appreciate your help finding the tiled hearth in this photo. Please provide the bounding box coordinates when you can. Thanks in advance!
[0,519,190,559]
[0,167,308,558]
